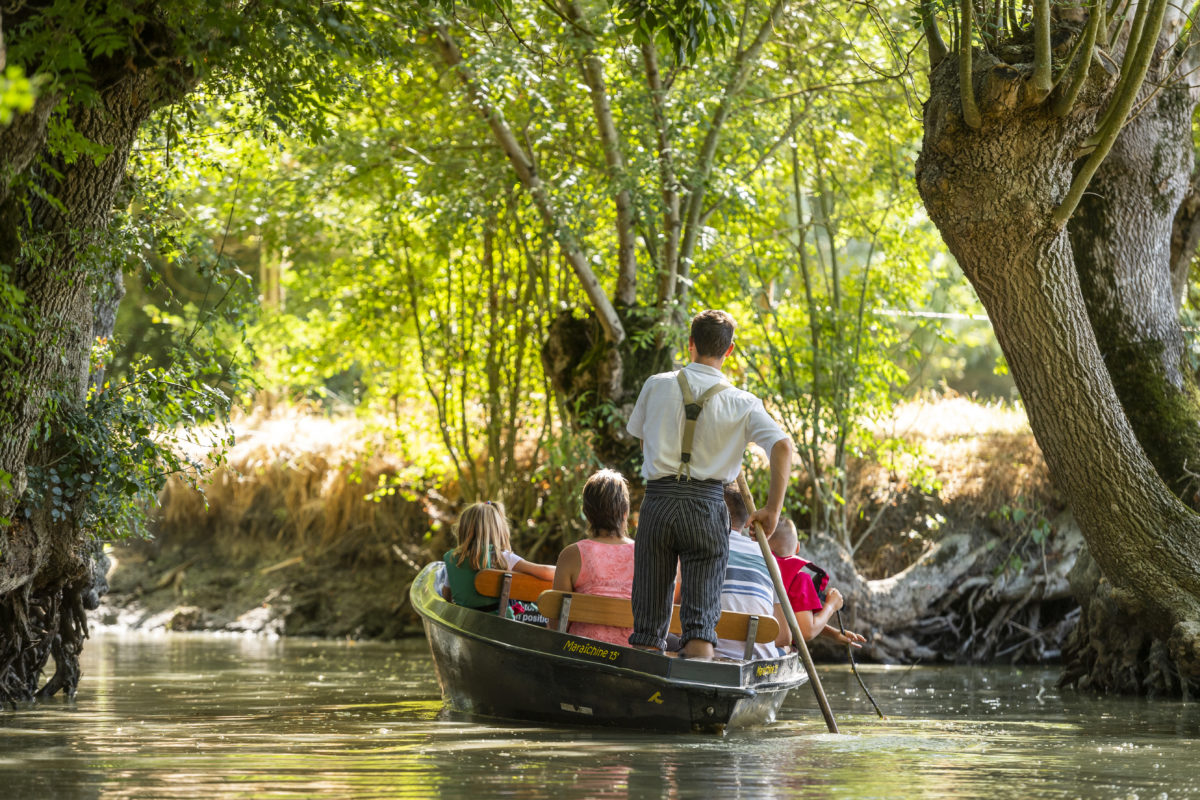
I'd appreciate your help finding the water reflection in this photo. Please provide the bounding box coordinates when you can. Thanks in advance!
[0,633,1196,799]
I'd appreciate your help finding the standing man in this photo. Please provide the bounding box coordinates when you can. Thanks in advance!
[627,310,793,659]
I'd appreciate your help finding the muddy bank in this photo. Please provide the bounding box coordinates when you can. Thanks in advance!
[93,411,452,639]
[94,538,429,638]
[94,399,1084,665]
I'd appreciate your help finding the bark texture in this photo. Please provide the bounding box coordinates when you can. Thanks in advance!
[541,307,672,469]
[1070,77,1200,507]
[917,44,1200,694]
[0,6,192,704]
[1059,35,1200,692]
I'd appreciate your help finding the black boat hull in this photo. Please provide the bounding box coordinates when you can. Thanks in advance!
[411,562,808,732]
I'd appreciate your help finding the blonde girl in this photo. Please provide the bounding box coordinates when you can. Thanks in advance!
[442,501,554,609]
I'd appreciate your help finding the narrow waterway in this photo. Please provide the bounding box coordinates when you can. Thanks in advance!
[0,632,1196,799]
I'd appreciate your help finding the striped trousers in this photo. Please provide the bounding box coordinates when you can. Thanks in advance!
[629,478,731,650]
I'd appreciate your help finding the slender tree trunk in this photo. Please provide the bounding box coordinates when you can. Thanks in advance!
[560,0,638,307]
[432,24,626,347]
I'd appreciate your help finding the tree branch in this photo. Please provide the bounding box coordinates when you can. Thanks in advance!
[433,23,626,344]
[676,0,786,308]
[1032,0,1054,100]
[641,41,683,311]
[960,0,981,128]
[1053,0,1103,116]
[1053,0,1170,227]
[920,0,950,68]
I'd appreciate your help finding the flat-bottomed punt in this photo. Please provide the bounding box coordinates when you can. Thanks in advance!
[411,562,809,732]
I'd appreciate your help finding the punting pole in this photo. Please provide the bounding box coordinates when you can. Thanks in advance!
[838,609,886,719]
[736,471,839,734]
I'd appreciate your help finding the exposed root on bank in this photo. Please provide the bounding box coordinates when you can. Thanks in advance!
[0,544,107,707]
[0,581,90,706]
[1058,548,1200,698]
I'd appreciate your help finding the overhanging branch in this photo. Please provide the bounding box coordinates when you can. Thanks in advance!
[433,24,626,345]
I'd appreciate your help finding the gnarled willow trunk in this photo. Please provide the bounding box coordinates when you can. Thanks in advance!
[917,52,1200,695]
[0,55,175,705]
[541,307,672,470]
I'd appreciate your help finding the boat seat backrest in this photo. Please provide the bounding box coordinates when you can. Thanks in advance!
[536,590,779,648]
[474,569,553,606]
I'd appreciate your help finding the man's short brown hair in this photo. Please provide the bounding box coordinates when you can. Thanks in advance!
[690,310,736,358]
[582,469,630,536]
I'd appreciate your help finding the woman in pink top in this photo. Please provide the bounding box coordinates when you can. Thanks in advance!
[551,469,636,646]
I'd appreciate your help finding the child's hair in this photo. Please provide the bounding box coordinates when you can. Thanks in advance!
[768,517,798,557]
[582,469,630,536]
[452,501,512,570]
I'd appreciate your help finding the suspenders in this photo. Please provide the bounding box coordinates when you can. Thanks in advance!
[675,370,729,479]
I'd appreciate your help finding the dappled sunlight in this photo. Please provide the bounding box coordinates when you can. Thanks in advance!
[874,396,1052,511]
[889,396,1032,440]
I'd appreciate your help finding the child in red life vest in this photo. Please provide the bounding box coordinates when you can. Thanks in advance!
[768,519,866,648]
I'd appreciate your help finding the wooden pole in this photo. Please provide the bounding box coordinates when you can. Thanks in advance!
[736,471,839,734]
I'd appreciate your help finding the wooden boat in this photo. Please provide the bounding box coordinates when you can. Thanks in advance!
[410,561,809,733]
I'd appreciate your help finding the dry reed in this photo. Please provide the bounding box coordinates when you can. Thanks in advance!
[156,407,434,565]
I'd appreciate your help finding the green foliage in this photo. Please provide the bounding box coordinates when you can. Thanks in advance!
[614,0,737,61]
[88,0,1000,551]
[0,65,36,124]
[25,342,237,540]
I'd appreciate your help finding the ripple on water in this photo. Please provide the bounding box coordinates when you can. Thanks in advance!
[0,635,1198,799]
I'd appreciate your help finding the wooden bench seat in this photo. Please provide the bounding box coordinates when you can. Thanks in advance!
[537,589,779,661]
[473,569,553,611]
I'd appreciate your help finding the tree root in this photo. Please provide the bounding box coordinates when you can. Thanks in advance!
[1058,547,1200,698]
[0,547,106,707]
[815,519,1084,667]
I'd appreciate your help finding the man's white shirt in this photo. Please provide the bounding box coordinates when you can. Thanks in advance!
[627,362,789,482]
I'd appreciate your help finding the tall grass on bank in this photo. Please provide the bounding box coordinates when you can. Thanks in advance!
[151,396,1057,580]
[846,395,1059,580]
[153,404,599,567]
[884,395,1053,510]
[157,407,434,566]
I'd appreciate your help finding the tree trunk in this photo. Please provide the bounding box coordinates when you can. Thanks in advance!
[1069,78,1200,507]
[540,307,672,469]
[0,61,170,704]
[916,55,1200,694]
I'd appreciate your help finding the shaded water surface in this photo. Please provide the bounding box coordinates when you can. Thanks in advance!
[0,632,1197,799]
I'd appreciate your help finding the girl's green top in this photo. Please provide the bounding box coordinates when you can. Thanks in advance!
[442,547,497,609]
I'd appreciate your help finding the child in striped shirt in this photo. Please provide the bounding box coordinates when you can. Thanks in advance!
[714,485,792,660]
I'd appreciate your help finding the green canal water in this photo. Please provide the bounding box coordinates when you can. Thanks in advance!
[0,632,1197,799]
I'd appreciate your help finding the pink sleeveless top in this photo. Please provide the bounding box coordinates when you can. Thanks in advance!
[568,539,636,647]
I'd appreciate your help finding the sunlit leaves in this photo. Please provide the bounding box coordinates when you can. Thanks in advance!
[0,66,36,125]
[116,0,991,540]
